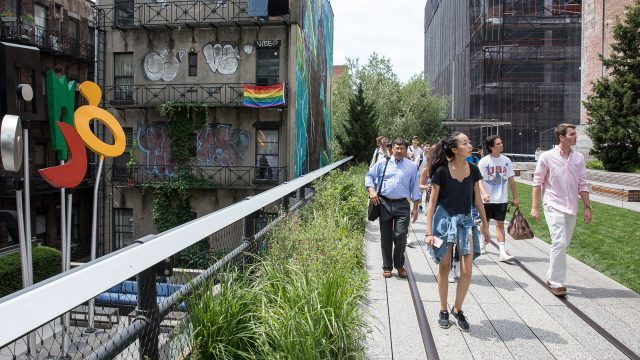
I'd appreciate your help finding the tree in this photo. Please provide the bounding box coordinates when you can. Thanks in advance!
[356,54,402,129]
[330,60,357,158]
[584,0,640,171]
[379,73,448,142]
[336,83,378,163]
[331,54,449,159]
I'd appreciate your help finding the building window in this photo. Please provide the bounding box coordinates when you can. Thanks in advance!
[256,48,279,86]
[68,19,79,56]
[255,129,279,180]
[188,53,197,76]
[34,4,47,47]
[16,66,35,113]
[114,52,134,101]
[4,0,17,14]
[113,208,134,250]
[115,0,134,26]
[112,127,134,179]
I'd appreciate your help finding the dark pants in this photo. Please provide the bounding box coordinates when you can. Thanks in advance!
[379,197,410,271]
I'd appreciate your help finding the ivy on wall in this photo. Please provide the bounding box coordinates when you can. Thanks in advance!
[143,102,216,269]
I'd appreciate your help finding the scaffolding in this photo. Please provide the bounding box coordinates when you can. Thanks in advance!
[425,0,581,154]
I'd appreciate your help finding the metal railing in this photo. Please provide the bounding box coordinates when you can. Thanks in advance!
[110,164,287,189]
[0,20,94,61]
[0,157,352,359]
[503,153,537,162]
[95,0,290,29]
[103,83,287,108]
[0,167,97,197]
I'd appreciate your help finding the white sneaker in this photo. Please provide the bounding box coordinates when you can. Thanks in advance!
[499,250,515,262]
[453,261,460,279]
[480,242,487,255]
[448,271,455,283]
[407,240,419,248]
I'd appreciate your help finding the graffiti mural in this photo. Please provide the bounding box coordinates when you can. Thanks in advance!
[137,121,176,176]
[196,124,251,166]
[203,43,241,75]
[143,48,186,82]
[294,0,333,176]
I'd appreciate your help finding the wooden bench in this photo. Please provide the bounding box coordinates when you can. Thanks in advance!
[589,181,640,202]
[70,305,120,329]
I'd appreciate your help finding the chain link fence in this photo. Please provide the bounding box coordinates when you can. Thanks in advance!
[0,158,351,360]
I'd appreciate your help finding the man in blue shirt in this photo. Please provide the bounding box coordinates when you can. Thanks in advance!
[365,139,421,279]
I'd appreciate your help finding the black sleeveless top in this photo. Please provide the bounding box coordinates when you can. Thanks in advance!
[430,163,482,215]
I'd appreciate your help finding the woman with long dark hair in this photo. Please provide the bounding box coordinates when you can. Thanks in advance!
[424,132,491,332]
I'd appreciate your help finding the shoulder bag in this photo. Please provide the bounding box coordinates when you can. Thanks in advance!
[367,157,390,221]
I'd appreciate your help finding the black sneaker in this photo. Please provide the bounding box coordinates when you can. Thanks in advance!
[451,307,469,332]
[438,310,450,329]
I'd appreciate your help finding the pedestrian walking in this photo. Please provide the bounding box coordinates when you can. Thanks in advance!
[424,132,491,331]
[531,123,592,297]
[408,135,423,161]
[365,139,421,279]
[415,143,430,210]
[370,136,387,167]
[477,135,520,259]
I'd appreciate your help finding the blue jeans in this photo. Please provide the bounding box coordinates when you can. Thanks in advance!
[427,206,480,264]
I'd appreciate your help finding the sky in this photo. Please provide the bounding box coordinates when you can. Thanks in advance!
[331,1,426,83]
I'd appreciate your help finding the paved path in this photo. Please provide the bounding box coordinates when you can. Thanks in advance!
[364,216,640,360]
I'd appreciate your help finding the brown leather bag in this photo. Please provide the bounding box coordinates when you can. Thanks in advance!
[507,207,534,240]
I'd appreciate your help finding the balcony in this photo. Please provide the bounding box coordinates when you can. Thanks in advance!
[111,164,287,189]
[95,0,290,30]
[103,83,287,108]
[0,167,97,198]
[0,20,94,62]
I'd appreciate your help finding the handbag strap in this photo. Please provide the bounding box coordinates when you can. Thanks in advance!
[377,157,390,195]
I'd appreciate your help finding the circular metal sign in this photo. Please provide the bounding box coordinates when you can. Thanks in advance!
[17,84,34,102]
[1,114,23,172]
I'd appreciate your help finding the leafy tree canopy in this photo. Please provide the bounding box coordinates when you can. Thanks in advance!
[331,54,448,160]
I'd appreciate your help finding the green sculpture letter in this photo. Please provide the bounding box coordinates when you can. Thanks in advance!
[46,69,76,161]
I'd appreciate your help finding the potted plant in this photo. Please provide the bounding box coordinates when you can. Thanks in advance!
[126,140,138,185]
[21,13,34,24]
[0,10,16,23]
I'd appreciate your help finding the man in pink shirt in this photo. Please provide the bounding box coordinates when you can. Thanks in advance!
[531,123,592,296]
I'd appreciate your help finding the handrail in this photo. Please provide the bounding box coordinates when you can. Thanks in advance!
[0,20,94,61]
[103,83,288,108]
[94,0,290,29]
[111,164,288,189]
[0,157,352,347]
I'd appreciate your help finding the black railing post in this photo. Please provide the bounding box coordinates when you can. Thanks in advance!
[137,269,160,360]
[282,191,290,212]
[297,186,305,205]
[242,211,256,270]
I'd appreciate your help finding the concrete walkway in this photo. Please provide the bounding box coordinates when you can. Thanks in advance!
[364,216,640,359]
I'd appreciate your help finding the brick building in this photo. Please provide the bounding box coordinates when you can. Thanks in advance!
[0,0,96,259]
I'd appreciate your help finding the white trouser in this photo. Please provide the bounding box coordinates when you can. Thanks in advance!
[543,204,577,288]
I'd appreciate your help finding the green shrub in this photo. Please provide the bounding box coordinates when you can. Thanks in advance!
[187,164,369,359]
[0,246,62,298]
[586,159,605,170]
[188,276,260,360]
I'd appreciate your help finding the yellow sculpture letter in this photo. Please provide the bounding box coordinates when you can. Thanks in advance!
[74,81,126,157]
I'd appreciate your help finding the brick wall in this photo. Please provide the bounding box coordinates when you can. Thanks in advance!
[581,0,634,125]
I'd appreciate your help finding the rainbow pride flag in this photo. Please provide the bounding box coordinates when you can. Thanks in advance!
[243,83,286,108]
